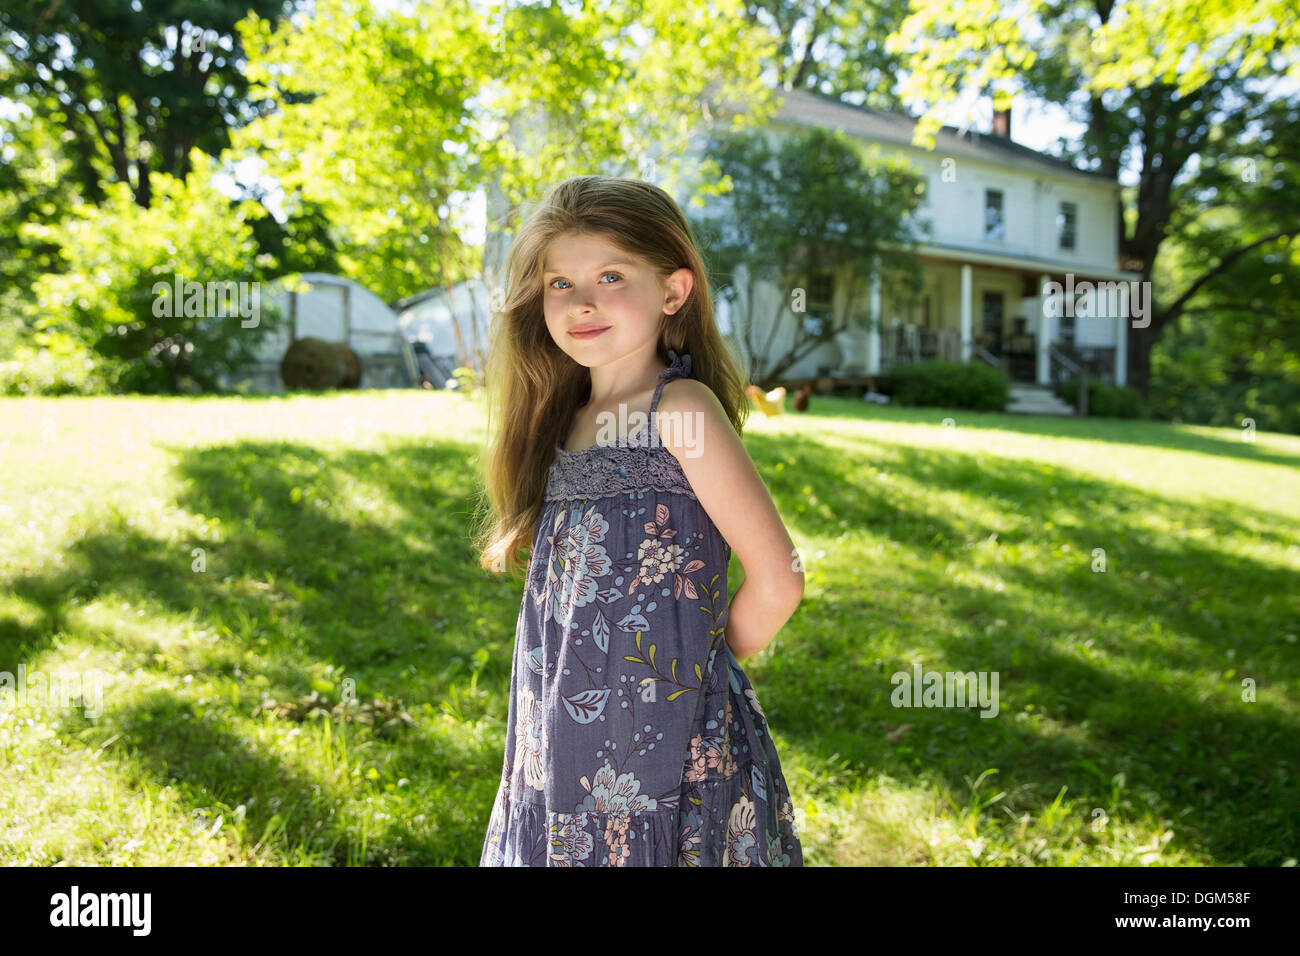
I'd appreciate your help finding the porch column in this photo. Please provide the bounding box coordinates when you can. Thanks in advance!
[1037,273,1052,386]
[866,263,882,374]
[1114,282,1128,386]
[959,263,972,363]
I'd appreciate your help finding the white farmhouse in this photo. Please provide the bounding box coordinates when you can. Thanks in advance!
[702,89,1141,391]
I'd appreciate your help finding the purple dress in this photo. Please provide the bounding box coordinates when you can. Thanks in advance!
[480,350,803,866]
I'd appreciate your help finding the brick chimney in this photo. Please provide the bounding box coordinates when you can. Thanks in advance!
[992,107,1011,139]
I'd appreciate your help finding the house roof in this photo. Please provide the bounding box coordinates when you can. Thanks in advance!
[390,285,448,312]
[391,277,494,314]
[762,88,1117,185]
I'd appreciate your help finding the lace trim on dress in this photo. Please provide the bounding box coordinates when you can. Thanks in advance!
[546,349,695,503]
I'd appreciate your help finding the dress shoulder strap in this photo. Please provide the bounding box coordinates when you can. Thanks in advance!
[649,349,692,419]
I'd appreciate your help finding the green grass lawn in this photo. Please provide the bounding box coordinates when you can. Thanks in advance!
[1,390,1297,866]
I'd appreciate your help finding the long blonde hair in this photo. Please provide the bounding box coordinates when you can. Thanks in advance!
[470,175,750,575]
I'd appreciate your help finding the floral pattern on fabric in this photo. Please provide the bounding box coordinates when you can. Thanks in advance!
[480,350,803,866]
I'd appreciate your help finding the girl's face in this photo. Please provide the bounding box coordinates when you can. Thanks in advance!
[542,231,678,369]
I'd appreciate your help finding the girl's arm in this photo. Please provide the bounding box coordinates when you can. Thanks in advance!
[656,379,804,659]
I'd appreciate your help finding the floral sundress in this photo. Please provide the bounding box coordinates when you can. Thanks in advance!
[479,349,803,866]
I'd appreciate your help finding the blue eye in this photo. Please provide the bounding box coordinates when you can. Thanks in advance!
[548,273,621,290]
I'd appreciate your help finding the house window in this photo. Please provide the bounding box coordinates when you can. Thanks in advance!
[808,271,834,306]
[1058,201,1077,250]
[804,270,834,335]
[984,189,1004,240]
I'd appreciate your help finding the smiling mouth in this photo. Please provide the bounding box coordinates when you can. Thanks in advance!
[569,326,610,339]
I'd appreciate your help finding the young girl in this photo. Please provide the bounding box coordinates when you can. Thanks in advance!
[472,175,804,866]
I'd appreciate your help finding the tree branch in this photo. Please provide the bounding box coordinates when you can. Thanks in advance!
[1163,230,1299,322]
[1179,303,1269,316]
[789,3,827,89]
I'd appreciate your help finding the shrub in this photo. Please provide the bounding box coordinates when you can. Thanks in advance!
[1149,371,1300,435]
[0,321,108,395]
[27,149,285,395]
[1146,305,1300,435]
[887,359,1008,411]
[1055,378,1145,418]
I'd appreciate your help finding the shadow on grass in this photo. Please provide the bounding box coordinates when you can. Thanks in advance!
[740,429,1299,865]
[2,438,515,865]
[3,419,1296,865]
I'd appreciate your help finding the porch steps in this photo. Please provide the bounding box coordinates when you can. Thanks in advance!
[1005,383,1076,416]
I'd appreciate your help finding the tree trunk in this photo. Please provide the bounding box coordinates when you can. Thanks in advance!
[1126,315,1158,397]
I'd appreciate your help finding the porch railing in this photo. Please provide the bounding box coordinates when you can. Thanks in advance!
[971,343,1004,373]
[1050,345,1088,416]
[879,324,1114,413]
[880,323,960,369]
[1046,342,1117,388]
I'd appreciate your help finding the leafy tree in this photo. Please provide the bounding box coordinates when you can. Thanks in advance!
[0,108,75,299]
[742,0,911,108]
[0,0,289,209]
[244,193,341,278]
[0,0,303,386]
[693,125,925,382]
[233,0,779,304]
[1085,0,1300,97]
[233,0,491,302]
[1148,159,1300,433]
[30,150,284,394]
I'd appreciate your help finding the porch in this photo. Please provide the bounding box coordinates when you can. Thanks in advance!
[866,254,1140,388]
[876,322,1120,389]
